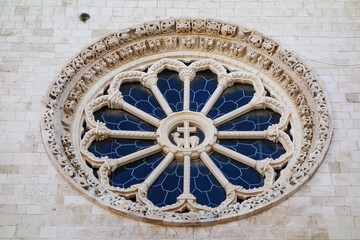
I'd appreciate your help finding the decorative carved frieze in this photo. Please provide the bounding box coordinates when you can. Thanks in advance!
[176,19,191,33]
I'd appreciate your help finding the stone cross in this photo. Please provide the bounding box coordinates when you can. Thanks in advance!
[177,121,196,149]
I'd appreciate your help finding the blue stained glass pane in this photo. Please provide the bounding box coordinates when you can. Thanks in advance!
[211,152,264,189]
[157,70,184,112]
[88,138,154,159]
[218,109,281,131]
[147,161,183,207]
[108,153,163,188]
[94,107,156,131]
[191,161,226,207]
[120,82,166,119]
[190,70,218,112]
[220,139,286,160]
[208,83,255,119]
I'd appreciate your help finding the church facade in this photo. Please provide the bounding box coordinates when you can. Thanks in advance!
[0,0,359,239]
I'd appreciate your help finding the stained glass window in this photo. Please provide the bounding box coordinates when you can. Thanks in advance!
[43,19,332,225]
[84,59,291,210]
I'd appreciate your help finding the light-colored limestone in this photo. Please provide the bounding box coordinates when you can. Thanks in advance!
[43,16,329,224]
[0,0,359,239]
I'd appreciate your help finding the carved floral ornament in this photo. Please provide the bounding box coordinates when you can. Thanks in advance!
[42,19,332,225]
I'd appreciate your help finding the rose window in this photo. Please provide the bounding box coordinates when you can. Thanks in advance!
[80,58,293,211]
[43,19,332,225]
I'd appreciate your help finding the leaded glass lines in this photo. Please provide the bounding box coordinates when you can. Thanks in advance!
[81,58,294,211]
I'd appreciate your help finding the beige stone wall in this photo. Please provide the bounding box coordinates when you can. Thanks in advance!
[0,0,359,239]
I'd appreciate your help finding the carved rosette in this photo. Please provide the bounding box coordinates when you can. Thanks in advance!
[42,18,332,225]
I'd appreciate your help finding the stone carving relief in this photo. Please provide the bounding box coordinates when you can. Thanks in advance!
[42,18,332,225]
[78,58,294,213]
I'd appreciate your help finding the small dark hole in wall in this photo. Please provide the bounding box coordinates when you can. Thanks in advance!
[86,161,99,179]
[79,13,90,23]
[237,197,250,204]
[285,122,293,141]
[127,195,137,203]
[181,207,190,213]
[103,85,110,95]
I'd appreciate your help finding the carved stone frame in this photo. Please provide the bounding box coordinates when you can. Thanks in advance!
[42,18,333,225]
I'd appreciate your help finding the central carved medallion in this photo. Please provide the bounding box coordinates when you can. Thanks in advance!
[157,111,217,161]
[171,122,200,149]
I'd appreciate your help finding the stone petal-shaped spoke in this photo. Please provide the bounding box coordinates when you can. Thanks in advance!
[108,130,157,140]
[217,124,287,143]
[80,121,157,167]
[213,95,289,130]
[213,102,254,127]
[201,85,225,115]
[186,59,228,112]
[217,131,267,139]
[208,71,265,121]
[110,144,162,170]
[178,68,196,111]
[150,84,173,116]
[212,143,257,169]
[142,152,175,190]
[212,143,273,186]
[121,101,161,127]
[108,92,161,127]
[141,73,173,116]
[201,75,233,115]
[183,77,191,111]
[199,152,234,193]
[183,155,191,194]
[97,145,162,194]
[86,93,161,128]
[217,126,294,170]
[145,58,189,111]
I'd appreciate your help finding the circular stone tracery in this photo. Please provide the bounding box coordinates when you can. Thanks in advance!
[42,18,333,225]
[81,58,289,213]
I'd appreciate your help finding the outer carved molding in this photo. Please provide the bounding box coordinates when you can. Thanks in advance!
[42,18,333,225]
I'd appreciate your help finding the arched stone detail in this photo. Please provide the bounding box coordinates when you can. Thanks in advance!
[41,18,333,225]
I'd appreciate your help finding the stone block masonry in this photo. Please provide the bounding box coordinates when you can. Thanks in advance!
[0,0,360,239]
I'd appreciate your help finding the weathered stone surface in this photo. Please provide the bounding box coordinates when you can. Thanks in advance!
[0,0,359,239]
